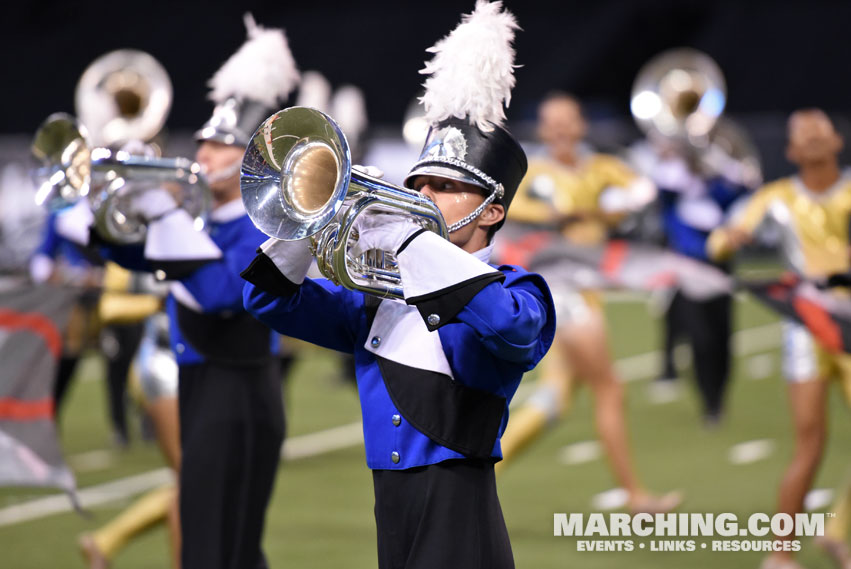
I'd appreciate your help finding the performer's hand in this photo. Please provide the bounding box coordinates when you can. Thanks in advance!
[128,188,179,222]
[55,199,95,246]
[707,226,751,261]
[349,213,423,258]
[723,227,752,249]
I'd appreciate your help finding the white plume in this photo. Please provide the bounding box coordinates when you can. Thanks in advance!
[419,0,519,132]
[331,85,368,141]
[295,70,332,112]
[208,13,300,107]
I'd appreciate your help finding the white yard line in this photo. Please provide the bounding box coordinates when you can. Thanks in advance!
[0,469,173,527]
[281,421,364,460]
[0,322,783,527]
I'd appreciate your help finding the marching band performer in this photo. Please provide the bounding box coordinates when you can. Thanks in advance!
[78,308,182,569]
[58,15,298,569]
[708,108,851,569]
[495,92,680,513]
[241,3,554,567]
[628,49,760,423]
[649,134,754,424]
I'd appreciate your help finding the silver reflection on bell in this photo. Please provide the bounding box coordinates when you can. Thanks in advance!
[240,106,448,299]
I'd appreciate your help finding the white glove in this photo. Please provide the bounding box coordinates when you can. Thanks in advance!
[55,199,95,246]
[29,253,54,284]
[118,139,158,158]
[128,188,179,222]
[652,157,705,197]
[349,213,423,258]
[352,165,385,179]
[260,237,314,284]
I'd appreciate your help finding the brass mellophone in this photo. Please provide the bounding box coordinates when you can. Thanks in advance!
[240,106,447,299]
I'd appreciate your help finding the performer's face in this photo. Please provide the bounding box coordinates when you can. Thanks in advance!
[786,111,843,165]
[537,98,587,160]
[411,175,504,252]
[195,141,244,203]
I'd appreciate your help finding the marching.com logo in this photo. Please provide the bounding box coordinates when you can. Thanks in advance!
[554,513,830,553]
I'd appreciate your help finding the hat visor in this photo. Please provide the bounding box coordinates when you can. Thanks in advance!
[404,164,489,192]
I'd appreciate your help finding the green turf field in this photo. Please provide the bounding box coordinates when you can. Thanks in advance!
[1,294,849,569]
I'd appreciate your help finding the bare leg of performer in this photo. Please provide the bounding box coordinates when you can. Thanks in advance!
[79,485,177,568]
[496,345,575,474]
[763,379,828,569]
[498,304,679,512]
[147,395,182,569]
[816,474,851,569]
[818,366,851,568]
[560,311,678,512]
[79,392,181,569]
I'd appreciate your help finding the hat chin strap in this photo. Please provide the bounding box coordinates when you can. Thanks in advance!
[205,158,242,184]
[447,190,498,233]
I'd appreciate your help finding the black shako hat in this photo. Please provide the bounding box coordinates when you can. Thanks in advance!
[402,1,524,232]
[404,117,528,220]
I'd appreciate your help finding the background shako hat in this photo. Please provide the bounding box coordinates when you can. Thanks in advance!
[403,0,527,230]
[195,13,300,148]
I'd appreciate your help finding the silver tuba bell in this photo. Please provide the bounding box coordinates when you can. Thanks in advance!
[630,48,761,187]
[630,48,727,145]
[31,112,210,244]
[75,49,173,150]
[240,106,447,299]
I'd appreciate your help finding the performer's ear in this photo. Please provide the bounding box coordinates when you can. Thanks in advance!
[479,203,505,229]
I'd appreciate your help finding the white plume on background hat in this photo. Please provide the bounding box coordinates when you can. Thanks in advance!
[418,0,519,133]
[197,13,300,146]
[295,70,333,112]
[331,85,368,143]
[208,13,300,107]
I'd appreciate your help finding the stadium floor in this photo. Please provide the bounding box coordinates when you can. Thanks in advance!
[1,294,849,569]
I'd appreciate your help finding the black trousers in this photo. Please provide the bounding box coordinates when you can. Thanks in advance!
[178,359,285,569]
[373,459,514,569]
[664,291,733,417]
[102,322,145,441]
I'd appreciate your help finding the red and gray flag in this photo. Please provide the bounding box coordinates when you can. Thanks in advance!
[499,234,732,300]
[744,274,851,354]
[0,281,78,497]
[497,231,851,354]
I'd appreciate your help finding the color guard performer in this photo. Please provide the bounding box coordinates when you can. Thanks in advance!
[78,310,181,569]
[708,108,851,569]
[241,3,554,567]
[495,92,680,513]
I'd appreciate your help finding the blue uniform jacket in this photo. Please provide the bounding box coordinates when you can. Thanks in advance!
[101,213,276,365]
[660,177,747,261]
[37,212,97,268]
[243,264,555,470]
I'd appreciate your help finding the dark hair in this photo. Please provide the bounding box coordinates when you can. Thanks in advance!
[540,90,584,118]
[486,223,499,243]
[787,108,834,136]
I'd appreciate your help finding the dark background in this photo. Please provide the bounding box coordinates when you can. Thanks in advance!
[3,0,851,177]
